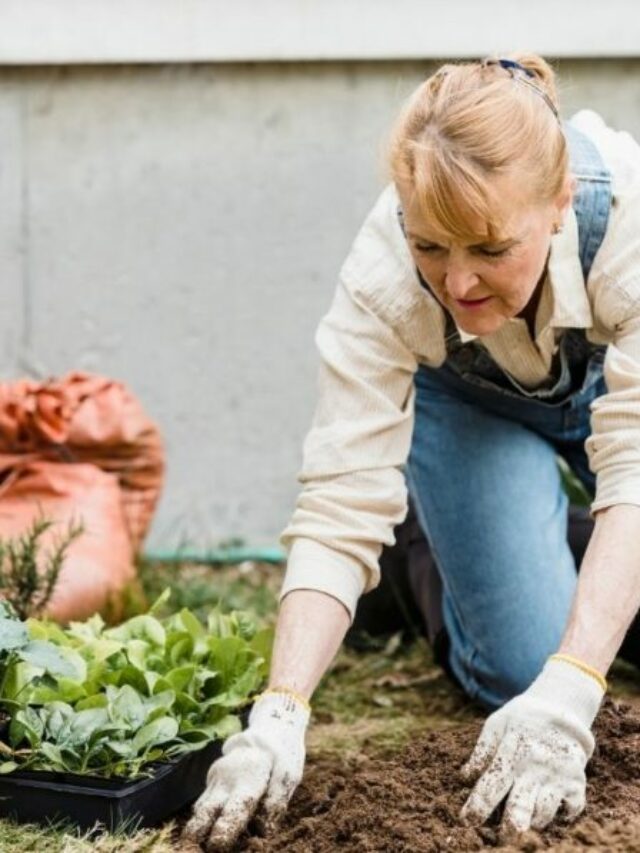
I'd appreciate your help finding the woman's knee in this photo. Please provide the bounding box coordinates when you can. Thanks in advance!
[448,613,566,710]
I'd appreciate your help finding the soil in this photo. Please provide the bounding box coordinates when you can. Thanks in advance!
[238,699,640,852]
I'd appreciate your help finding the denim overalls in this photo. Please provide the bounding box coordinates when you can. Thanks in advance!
[404,125,614,710]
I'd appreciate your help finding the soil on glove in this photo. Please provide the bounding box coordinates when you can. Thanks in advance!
[240,699,640,852]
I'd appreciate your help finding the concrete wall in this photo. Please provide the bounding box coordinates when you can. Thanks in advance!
[2,59,640,551]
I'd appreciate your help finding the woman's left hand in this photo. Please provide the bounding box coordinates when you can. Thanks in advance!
[460,657,604,832]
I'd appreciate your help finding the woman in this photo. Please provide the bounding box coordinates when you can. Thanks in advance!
[185,55,640,849]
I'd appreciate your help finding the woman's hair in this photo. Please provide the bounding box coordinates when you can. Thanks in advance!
[388,54,568,242]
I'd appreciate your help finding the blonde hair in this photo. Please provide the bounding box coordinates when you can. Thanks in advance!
[389,54,568,243]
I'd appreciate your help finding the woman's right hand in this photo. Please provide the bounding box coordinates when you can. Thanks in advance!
[183,589,350,850]
[182,690,310,851]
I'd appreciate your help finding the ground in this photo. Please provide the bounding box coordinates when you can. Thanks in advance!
[1,559,639,852]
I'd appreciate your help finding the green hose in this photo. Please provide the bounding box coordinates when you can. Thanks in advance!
[143,545,286,565]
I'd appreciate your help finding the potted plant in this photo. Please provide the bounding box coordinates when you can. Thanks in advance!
[0,588,270,830]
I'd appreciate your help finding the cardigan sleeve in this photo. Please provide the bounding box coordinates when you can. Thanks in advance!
[588,282,640,511]
[279,273,418,620]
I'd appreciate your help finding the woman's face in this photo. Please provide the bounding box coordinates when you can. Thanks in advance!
[398,174,570,337]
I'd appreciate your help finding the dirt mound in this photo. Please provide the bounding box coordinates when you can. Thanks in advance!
[242,699,640,852]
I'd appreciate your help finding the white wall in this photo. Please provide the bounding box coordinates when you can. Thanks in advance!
[1,58,640,551]
[1,0,639,62]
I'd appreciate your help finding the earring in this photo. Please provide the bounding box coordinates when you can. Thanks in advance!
[552,223,564,235]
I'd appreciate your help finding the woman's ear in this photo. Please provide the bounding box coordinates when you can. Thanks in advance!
[550,175,575,234]
[556,175,576,220]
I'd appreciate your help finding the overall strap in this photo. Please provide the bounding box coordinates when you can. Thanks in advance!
[563,122,612,283]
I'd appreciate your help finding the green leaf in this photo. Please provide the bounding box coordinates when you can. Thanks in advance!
[125,640,150,671]
[183,714,241,742]
[143,689,175,720]
[43,702,75,740]
[75,694,108,712]
[193,667,220,696]
[145,652,166,671]
[174,691,200,715]
[9,713,27,748]
[202,661,262,710]
[165,665,196,694]
[0,618,28,651]
[250,628,274,674]
[106,739,133,758]
[201,637,263,705]
[66,708,110,746]
[1,660,40,702]
[143,671,161,694]
[14,707,44,748]
[106,685,146,730]
[27,619,71,645]
[105,615,166,647]
[27,677,86,705]
[115,665,149,696]
[20,640,80,679]
[172,637,194,667]
[150,676,172,696]
[143,747,164,764]
[39,742,70,770]
[0,761,17,773]
[207,611,234,638]
[177,608,205,640]
[229,611,256,641]
[131,716,179,755]
[0,601,18,621]
[81,638,123,664]
[166,632,194,666]
[66,613,106,641]
[147,588,172,615]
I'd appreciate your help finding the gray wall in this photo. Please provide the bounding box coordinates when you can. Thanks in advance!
[1,60,640,551]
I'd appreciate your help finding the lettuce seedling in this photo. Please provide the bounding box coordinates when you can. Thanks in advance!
[0,593,270,778]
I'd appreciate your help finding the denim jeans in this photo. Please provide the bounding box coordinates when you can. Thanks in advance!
[406,356,607,711]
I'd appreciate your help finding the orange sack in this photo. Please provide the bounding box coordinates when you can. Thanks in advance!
[0,372,165,621]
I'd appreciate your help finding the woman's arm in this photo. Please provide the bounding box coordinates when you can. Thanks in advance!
[559,503,640,673]
[268,589,351,697]
[461,505,640,833]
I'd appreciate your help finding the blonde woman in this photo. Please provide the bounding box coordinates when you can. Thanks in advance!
[186,55,640,848]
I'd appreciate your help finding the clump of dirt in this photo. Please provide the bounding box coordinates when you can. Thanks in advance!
[241,699,640,852]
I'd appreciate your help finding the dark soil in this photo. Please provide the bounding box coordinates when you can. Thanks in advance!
[239,699,640,852]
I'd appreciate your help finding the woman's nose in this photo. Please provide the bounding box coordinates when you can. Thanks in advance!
[444,262,480,300]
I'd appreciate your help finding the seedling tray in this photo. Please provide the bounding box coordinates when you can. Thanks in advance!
[0,739,222,831]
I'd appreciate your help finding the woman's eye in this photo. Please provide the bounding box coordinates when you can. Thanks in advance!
[479,247,510,258]
[414,244,442,254]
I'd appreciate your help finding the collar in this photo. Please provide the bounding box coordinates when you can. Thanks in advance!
[544,206,593,331]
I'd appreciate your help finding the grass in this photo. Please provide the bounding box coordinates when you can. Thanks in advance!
[0,558,638,851]
[310,636,482,758]
[0,821,178,852]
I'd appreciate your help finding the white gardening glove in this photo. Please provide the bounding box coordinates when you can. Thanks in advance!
[460,657,605,833]
[183,690,310,851]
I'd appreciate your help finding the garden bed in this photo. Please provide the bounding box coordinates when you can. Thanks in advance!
[240,699,640,852]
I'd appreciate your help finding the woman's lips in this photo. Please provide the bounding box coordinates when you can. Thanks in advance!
[455,296,492,311]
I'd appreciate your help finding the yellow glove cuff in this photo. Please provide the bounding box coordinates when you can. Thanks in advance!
[259,686,311,712]
[549,653,607,693]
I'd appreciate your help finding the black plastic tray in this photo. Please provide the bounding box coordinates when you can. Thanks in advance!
[0,739,222,831]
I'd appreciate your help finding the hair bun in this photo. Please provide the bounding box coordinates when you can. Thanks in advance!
[509,52,559,108]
